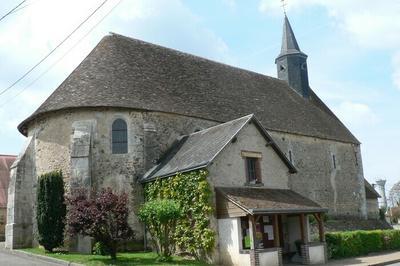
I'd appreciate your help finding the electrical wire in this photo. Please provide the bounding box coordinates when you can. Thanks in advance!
[0,0,27,22]
[0,0,122,108]
[0,0,109,97]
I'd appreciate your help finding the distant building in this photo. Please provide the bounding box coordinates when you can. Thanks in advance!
[0,154,16,241]
[376,179,388,210]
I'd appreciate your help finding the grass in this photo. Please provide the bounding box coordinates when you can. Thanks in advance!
[20,248,211,266]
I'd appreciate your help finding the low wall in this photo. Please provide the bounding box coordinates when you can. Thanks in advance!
[301,242,327,265]
[256,248,282,266]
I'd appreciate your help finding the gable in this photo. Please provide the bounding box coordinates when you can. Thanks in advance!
[208,122,292,189]
[141,114,295,182]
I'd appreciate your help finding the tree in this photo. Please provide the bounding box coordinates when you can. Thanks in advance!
[66,188,133,260]
[138,199,182,261]
[36,170,66,252]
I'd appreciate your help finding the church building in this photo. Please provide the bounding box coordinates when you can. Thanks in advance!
[6,16,380,265]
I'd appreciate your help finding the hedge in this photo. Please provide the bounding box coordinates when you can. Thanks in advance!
[326,230,400,259]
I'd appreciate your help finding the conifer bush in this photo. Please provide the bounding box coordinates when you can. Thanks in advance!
[36,170,66,252]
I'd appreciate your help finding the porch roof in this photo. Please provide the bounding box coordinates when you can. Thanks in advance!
[216,186,327,215]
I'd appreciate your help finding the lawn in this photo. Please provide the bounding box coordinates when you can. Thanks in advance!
[20,248,211,266]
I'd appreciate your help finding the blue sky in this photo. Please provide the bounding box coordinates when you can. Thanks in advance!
[0,0,399,192]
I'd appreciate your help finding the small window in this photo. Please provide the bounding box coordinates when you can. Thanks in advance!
[332,154,336,169]
[245,157,261,184]
[354,151,359,166]
[112,119,128,154]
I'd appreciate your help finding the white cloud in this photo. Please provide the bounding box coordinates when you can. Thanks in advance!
[259,0,400,93]
[332,101,378,128]
[0,0,232,154]
[392,52,400,90]
[259,0,400,49]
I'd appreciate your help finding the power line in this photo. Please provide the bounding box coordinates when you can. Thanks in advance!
[0,0,27,22]
[0,0,122,108]
[0,0,109,97]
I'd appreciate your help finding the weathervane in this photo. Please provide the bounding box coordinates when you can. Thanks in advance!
[280,0,287,15]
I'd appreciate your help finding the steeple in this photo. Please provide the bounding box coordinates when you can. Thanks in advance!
[275,15,310,98]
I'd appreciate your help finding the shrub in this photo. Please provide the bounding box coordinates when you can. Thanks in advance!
[383,230,400,250]
[326,230,400,259]
[67,188,133,260]
[138,199,182,260]
[36,170,66,252]
[93,241,110,256]
[379,208,386,220]
[144,170,215,258]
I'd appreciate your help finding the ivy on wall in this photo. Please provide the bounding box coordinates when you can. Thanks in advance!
[144,169,215,258]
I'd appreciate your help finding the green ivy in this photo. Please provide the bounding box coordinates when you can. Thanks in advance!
[144,170,215,258]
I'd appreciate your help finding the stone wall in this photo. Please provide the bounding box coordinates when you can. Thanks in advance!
[5,136,36,248]
[268,131,367,218]
[208,122,290,189]
[0,207,5,241]
[11,107,369,250]
[367,198,379,219]
[24,108,217,246]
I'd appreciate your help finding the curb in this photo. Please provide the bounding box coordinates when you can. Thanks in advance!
[370,259,400,266]
[0,247,83,266]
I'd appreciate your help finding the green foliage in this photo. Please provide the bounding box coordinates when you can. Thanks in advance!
[22,248,209,266]
[326,230,400,259]
[379,208,386,220]
[93,242,110,256]
[138,199,182,260]
[36,170,66,252]
[144,170,215,259]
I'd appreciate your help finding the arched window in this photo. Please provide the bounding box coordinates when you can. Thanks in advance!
[112,119,128,154]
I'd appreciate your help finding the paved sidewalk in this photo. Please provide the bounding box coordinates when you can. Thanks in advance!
[0,242,82,266]
[290,251,400,266]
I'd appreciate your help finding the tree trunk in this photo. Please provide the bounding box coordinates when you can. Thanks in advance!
[109,241,117,260]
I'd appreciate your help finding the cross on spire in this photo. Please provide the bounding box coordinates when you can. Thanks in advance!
[280,0,287,15]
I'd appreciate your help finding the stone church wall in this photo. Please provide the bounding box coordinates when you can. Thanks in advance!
[268,131,367,218]
[10,108,368,249]
[24,108,217,246]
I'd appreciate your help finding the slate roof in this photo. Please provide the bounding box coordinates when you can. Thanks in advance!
[141,114,296,182]
[18,33,359,144]
[216,186,327,214]
[364,179,381,199]
[0,155,16,208]
[277,15,306,58]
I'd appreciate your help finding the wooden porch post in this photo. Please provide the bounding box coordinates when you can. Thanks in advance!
[299,213,305,243]
[273,214,280,247]
[249,215,256,250]
[314,213,325,242]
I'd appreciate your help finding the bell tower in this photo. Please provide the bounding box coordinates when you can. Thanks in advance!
[275,15,310,98]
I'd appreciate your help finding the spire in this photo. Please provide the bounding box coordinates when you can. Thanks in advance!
[278,15,305,58]
[275,15,310,98]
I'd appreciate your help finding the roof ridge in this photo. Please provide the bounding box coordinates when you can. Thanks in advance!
[109,32,284,83]
[186,114,253,137]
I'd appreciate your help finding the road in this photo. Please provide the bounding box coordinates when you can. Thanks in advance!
[0,249,61,266]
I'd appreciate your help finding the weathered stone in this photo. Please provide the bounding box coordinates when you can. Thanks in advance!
[5,136,36,249]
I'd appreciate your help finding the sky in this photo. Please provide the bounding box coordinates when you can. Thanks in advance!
[0,0,399,193]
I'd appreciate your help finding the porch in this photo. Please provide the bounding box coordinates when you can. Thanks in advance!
[216,187,328,266]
